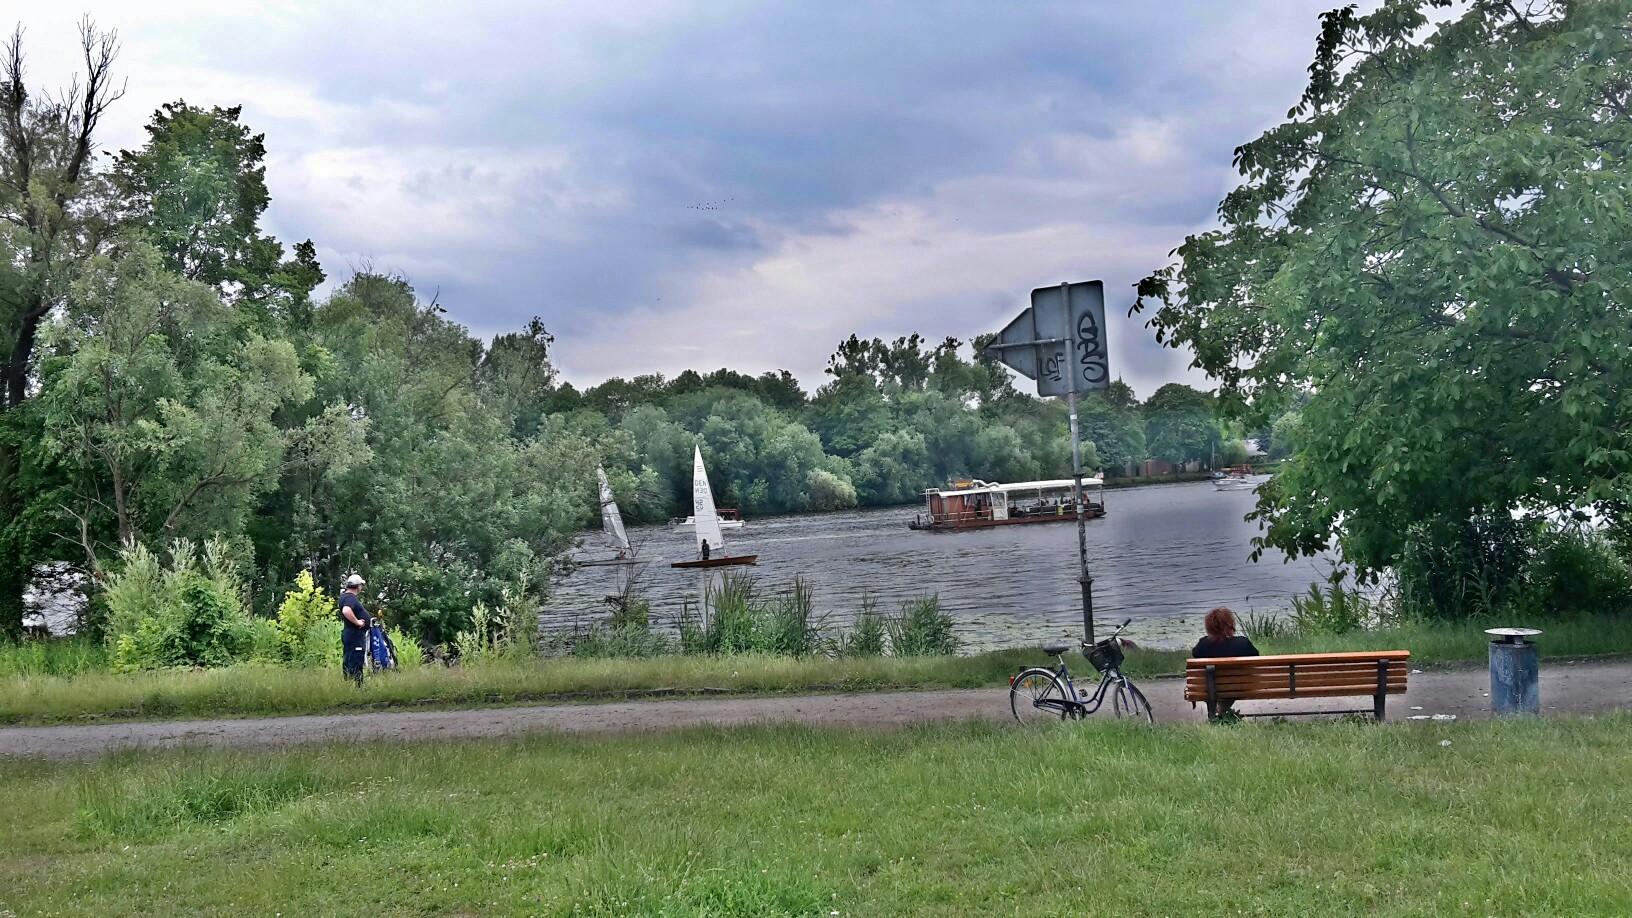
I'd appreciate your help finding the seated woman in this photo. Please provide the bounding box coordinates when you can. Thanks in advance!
[1192,607,1259,716]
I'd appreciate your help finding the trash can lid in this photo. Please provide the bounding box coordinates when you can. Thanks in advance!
[1485,627,1542,643]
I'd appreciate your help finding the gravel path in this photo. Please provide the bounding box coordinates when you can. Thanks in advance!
[3,658,1629,761]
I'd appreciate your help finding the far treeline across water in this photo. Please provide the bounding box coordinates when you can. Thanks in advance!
[3,0,1631,666]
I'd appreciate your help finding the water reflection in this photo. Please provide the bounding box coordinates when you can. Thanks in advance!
[547,480,1328,650]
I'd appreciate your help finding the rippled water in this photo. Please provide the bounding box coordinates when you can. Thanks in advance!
[546,480,1328,651]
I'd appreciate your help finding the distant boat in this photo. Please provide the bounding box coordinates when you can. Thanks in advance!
[580,467,640,566]
[1213,465,1265,492]
[672,508,744,530]
[672,447,757,569]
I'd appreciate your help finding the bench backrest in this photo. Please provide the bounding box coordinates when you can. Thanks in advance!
[1183,651,1410,702]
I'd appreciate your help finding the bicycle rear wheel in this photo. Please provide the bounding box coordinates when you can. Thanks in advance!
[1010,669,1073,724]
[1111,678,1155,723]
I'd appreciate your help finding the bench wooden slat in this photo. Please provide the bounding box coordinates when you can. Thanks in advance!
[1185,676,1408,694]
[1184,683,1409,702]
[1185,664,1409,683]
[1185,650,1410,667]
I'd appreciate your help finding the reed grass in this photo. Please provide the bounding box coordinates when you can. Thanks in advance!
[3,716,1629,914]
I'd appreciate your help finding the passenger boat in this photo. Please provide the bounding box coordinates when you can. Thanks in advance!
[672,447,758,568]
[908,477,1106,532]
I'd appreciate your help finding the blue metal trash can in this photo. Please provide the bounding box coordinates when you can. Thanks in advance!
[1486,628,1541,716]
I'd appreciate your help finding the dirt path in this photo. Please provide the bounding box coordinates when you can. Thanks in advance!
[3,658,1629,761]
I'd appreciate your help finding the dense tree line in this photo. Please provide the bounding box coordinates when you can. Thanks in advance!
[0,23,1236,644]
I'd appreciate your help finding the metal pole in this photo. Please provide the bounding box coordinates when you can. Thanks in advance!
[1063,282,1095,646]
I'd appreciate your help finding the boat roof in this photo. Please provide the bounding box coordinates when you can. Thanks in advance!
[925,478,1103,496]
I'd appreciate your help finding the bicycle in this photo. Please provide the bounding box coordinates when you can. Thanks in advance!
[1009,618,1155,723]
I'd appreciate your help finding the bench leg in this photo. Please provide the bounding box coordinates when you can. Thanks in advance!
[1374,659,1388,722]
[1205,664,1218,721]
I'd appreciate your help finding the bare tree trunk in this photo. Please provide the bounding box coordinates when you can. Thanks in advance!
[0,439,24,640]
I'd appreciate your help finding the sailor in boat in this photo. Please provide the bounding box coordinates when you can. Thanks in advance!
[700,539,711,562]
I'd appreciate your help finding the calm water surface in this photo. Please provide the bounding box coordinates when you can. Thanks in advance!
[547,480,1327,651]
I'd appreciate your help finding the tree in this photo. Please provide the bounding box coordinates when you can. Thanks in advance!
[111,101,323,322]
[1142,383,1218,465]
[0,21,123,637]
[477,317,556,437]
[1134,0,1632,582]
[37,242,316,570]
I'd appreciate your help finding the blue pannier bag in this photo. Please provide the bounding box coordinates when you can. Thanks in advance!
[368,623,397,670]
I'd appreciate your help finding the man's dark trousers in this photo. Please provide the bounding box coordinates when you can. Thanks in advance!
[343,634,366,684]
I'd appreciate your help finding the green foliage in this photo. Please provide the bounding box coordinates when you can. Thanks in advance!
[0,637,107,677]
[1135,1,1632,580]
[886,595,960,656]
[273,571,332,662]
[804,467,858,511]
[568,623,677,659]
[835,596,888,658]
[104,540,260,671]
[1288,582,1377,636]
[680,573,825,656]
[1142,383,1220,465]
[454,594,536,665]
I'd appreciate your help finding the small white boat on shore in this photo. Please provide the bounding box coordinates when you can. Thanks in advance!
[672,509,744,530]
[1213,465,1267,492]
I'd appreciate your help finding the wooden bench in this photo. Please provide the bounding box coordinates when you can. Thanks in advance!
[1184,651,1411,721]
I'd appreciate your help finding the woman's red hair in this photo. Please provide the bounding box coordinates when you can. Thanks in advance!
[1204,607,1237,641]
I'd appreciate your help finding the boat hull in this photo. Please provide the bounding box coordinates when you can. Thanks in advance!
[909,507,1106,532]
[671,555,759,569]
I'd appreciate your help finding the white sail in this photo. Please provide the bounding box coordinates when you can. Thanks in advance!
[597,467,630,552]
[691,446,725,556]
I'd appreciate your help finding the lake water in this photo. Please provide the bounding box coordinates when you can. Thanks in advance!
[547,480,1330,651]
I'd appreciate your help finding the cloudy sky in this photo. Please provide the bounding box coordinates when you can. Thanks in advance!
[17,2,1347,398]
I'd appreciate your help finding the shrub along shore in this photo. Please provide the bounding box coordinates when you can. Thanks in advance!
[3,716,1630,914]
[4,612,1630,724]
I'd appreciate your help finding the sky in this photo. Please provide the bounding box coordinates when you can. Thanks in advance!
[14,1,1349,398]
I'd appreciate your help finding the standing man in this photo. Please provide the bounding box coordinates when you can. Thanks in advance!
[339,573,371,684]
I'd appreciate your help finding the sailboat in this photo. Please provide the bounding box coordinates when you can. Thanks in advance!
[580,467,639,566]
[671,446,758,569]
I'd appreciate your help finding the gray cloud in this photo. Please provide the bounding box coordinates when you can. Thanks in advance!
[21,0,1352,398]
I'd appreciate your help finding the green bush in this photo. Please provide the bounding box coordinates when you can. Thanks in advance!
[680,574,825,657]
[887,595,959,656]
[1511,527,1632,618]
[455,594,536,665]
[835,596,887,657]
[1288,582,1374,635]
[570,623,677,658]
[274,571,334,662]
[105,540,259,672]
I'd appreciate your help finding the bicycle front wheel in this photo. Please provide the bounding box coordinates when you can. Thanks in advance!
[1111,679,1155,723]
[1010,669,1073,724]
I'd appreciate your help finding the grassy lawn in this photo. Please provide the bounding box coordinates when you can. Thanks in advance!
[3,612,1630,724]
[2,716,1630,915]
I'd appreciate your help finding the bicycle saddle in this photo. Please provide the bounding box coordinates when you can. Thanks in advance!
[1041,642,1074,656]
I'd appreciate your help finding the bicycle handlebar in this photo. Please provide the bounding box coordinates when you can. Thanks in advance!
[1080,618,1135,648]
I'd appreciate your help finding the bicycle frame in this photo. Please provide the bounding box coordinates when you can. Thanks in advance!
[1051,655,1126,716]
